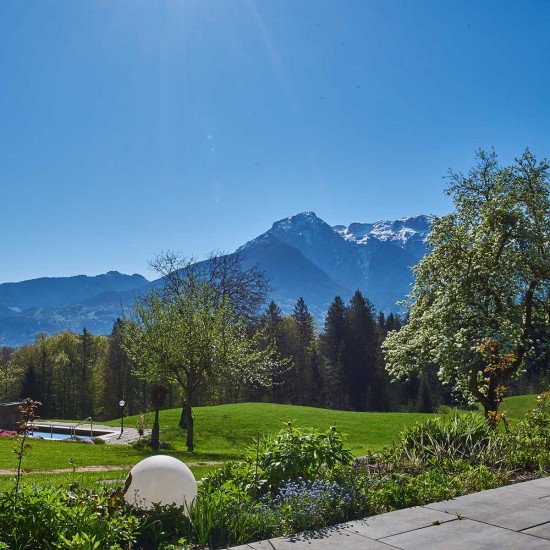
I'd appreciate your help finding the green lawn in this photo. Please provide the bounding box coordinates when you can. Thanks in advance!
[499,393,539,421]
[0,395,538,492]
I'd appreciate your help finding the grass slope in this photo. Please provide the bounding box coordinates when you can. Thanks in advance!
[128,403,435,457]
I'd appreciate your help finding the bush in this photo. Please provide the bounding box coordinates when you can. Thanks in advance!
[132,439,172,451]
[202,423,353,496]
[397,413,499,468]
[186,482,277,549]
[5,400,550,550]
[503,391,550,471]
[0,485,139,549]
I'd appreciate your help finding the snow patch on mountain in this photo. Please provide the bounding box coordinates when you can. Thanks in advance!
[332,215,434,259]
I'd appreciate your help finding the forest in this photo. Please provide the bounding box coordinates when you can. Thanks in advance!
[0,290,545,423]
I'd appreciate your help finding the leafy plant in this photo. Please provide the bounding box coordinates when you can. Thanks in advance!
[264,478,355,532]
[503,391,550,471]
[250,423,353,492]
[186,483,275,549]
[0,485,139,549]
[202,423,353,496]
[397,413,500,469]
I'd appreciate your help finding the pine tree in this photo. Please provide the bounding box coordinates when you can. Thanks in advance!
[320,296,348,409]
[344,291,388,411]
[290,298,318,405]
[20,364,38,401]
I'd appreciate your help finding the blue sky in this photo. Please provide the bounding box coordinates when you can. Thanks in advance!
[1,0,550,283]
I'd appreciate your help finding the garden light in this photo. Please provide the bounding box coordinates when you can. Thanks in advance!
[123,455,197,511]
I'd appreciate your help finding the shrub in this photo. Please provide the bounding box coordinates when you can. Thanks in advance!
[133,502,188,550]
[132,438,172,451]
[186,482,277,549]
[397,413,499,468]
[250,423,353,492]
[0,485,139,549]
[503,391,550,472]
[202,423,353,496]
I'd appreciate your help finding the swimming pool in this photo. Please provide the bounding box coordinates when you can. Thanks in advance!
[30,424,115,441]
[34,431,86,441]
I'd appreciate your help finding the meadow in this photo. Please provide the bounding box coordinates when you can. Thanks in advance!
[0,395,538,492]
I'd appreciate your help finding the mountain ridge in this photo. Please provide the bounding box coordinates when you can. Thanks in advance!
[0,212,434,346]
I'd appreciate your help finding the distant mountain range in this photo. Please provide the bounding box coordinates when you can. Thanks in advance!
[0,212,433,346]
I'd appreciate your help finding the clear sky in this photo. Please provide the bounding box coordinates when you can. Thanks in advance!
[1,0,550,283]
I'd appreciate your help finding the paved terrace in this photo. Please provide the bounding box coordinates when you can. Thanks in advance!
[233,476,550,549]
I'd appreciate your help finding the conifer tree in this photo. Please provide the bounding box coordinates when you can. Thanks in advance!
[290,297,318,404]
[344,291,387,410]
[321,296,348,409]
[78,328,96,418]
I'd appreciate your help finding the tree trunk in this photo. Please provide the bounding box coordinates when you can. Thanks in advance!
[185,404,194,451]
[179,399,188,429]
[469,367,493,421]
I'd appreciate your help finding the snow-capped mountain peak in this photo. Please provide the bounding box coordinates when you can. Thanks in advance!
[332,214,434,257]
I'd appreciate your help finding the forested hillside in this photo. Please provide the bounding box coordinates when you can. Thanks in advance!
[1,292,544,421]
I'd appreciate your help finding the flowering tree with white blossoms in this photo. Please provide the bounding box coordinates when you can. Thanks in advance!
[384,150,550,422]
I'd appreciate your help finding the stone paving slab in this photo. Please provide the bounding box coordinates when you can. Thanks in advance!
[230,477,550,549]
[341,506,455,540]
[445,477,550,500]
[242,529,398,549]
[379,518,550,550]
[523,523,550,541]
[425,489,550,531]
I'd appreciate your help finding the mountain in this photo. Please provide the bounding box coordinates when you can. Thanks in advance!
[240,211,433,314]
[0,272,150,347]
[0,213,434,346]
[0,271,149,310]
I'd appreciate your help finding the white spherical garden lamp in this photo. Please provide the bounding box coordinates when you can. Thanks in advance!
[124,455,198,511]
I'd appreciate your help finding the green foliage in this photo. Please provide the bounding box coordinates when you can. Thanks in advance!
[203,424,353,495]
[265,478,359,533]
[363,464,504,513]
[251,424,353,491]
[0,485,139,549]
[13,398,41,491]
[133,503,189,550]
[190,424,355,546]
[186,485,275,549]
[384,150,550,417]
[397,413,500,468]
[503,392,550,471]
[124,253,279,450]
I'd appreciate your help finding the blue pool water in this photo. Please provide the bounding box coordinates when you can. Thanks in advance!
[31,429,93,441]
[34,431,75,440]
[28,424,113,441]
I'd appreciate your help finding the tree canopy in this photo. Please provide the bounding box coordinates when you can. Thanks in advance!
[383,150,550,420]
[124,252,277,450]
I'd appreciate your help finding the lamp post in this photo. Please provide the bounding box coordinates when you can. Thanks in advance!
[117,400,126,439]
[150,384,168,451]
